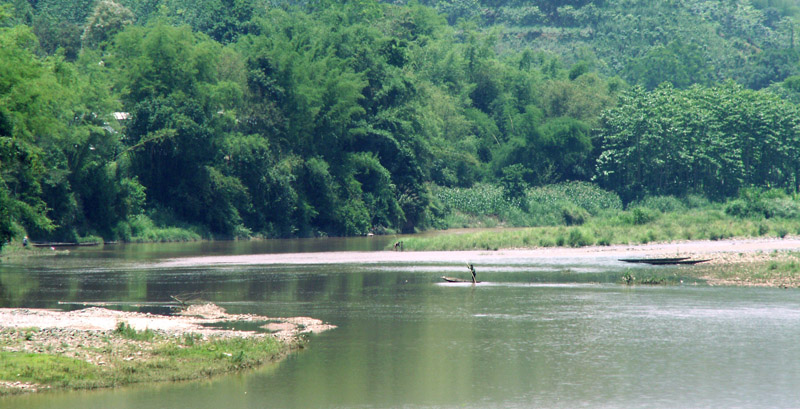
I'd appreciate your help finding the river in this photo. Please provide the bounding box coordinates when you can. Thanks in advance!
[2,238,800,408]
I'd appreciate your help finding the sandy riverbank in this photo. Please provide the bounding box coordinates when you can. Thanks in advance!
[156,236,800,267]
[0,303,334,341]
[0,304,335,395]
[151,236,800,287]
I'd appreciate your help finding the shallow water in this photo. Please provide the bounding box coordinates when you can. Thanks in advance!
[3,239,800,408]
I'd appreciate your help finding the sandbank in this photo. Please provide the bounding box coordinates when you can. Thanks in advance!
[157,237,800,267]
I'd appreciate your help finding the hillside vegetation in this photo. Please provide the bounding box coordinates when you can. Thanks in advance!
[2,0,800,247]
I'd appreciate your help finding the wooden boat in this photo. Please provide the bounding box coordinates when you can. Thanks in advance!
[620,257,690,264]
[646,259,711,265]
[441,276,480,283]
[620,257,710,265]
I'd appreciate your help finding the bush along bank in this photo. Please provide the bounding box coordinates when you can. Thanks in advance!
[408,185,800,251]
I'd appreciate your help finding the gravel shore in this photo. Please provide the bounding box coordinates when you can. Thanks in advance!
[0,304,335,395]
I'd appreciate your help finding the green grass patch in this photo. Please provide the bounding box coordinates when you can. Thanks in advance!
[0,352,101,389]
[695,252,800,286]
[620,271,693,286]
[108,336,286,384]
[0,327,291,395]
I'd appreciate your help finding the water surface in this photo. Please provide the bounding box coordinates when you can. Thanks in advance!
[2,238,800,408]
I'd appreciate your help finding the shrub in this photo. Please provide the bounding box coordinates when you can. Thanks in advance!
[596,234,612,246]
[764,199,800,219]
[634,195,686,213]
[725,188,799,219]
[725,199,751,218]
[620,207,659,225]
[500,164,531,204]
[684,194,711,209]
[562,204,589,226]
[127,215,201,242]
[539,237,556,247]
[114,322,156,341]
[529,181,622,215]
[567,228,593,247]
[500,207,534,227]
[77,235,103,244]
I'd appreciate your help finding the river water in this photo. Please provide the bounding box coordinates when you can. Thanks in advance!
[3,238,800,408]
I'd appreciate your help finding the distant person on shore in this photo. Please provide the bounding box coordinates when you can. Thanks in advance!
[23,236,28,247]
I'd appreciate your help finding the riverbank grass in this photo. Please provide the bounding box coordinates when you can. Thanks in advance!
[0,241,71,260]
[692,251,800,287]
[399,208,800,251]
[0,352,99,390]
[0,326,290,396]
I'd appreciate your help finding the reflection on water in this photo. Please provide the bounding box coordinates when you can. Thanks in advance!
[3,240,800,408]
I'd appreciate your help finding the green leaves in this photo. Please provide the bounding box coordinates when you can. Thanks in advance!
[625,40,714,90]
[81,1,134,50]
[595,82,800,202]
[112,23,222,103]
[500,164,530,204]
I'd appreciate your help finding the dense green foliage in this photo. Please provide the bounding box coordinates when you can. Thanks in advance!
[2,0,800,247]
[595,82,800,202]
[415,0,800,90]
[434,181,622,228]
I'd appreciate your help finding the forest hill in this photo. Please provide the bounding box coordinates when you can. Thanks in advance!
[2,0,800,248]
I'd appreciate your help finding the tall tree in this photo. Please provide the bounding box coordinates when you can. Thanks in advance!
[81,0,134,50]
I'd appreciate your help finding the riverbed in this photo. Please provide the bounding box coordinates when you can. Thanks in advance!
[2,237,800,408]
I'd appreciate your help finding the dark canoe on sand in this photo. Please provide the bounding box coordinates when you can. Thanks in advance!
[620,257,690,264]
[646,259,711,265]
[620,257,711,265]
[441,276,480,283]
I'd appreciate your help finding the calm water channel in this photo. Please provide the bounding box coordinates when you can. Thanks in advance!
[2,237,800,408]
